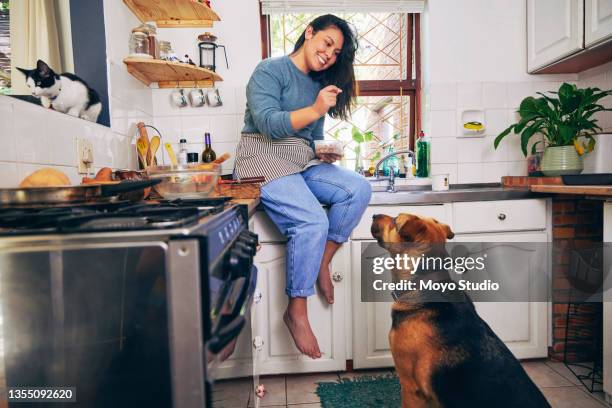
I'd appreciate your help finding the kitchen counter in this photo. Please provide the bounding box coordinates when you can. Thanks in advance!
[368,184,545,205]
[530,184,612,197]
[231,198,260,217]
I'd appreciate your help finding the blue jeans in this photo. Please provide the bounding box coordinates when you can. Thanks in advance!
[260,163,372,297]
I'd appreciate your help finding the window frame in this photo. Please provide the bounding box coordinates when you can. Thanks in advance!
[259,9,421,150]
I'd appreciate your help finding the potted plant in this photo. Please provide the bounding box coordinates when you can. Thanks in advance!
[494,83,612,176]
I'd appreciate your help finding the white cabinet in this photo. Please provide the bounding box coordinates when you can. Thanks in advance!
[351,204,451,369]
[586,0,612,46]
[452,232,549,359]
[251,242,347,374]
[527,0,584,72]
[350,200,550,369]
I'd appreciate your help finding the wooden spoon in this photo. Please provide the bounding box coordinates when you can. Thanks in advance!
[150,136,160,165]
[164,143,178,166]
[213,152,231,164]
[136,139,149,169]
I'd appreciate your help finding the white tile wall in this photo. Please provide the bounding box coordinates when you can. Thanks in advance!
[0,96,133,187]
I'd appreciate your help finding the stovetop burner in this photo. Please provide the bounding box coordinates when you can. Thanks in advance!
[0,197,233,235]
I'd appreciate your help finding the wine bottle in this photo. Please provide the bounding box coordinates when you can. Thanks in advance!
[201,132,217,163]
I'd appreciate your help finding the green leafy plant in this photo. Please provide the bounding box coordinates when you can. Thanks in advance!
[494,83,612,156]
[351,126,374,171]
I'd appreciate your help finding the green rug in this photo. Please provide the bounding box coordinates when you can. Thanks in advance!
[316,373,401,408]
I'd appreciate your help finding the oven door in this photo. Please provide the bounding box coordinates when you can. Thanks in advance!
[207,264,258,408]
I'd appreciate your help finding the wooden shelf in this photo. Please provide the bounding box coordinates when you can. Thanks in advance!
[123,0,220,28]
[123,58,223,88]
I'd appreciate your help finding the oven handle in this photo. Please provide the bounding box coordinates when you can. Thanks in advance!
[208,315,246,354]
[208,265,258,353]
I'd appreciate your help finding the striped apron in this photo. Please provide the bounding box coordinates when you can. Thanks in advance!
[234,133,319,185]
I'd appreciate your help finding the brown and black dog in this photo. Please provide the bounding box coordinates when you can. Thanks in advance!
[371,213,550,408]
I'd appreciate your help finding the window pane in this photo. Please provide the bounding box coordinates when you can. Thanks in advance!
[269,13,409,81]
[324,95,411,171]
[0,0,10,94]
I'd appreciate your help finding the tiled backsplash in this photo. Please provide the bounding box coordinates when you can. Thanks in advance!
[0,95,135,187]
[425,76,612,184]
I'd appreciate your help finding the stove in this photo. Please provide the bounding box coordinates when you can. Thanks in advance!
[0,197,259,408]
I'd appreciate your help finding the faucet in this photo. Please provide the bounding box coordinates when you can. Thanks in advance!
[372,149,415,193]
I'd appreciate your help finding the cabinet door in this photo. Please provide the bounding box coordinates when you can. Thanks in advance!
[252,243,346,374]
[453,232,549,359]
[351,240,395,369]
[527,0,584,72]
[586,0,612,46]
[603,203,612,397]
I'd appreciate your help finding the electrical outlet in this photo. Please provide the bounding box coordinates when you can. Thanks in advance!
[76,138,94,174]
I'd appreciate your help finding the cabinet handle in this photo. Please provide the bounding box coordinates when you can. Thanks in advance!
[332,271,343,282]
[252,336,264,351]
[254,290,263,304]
[497,213,506,221]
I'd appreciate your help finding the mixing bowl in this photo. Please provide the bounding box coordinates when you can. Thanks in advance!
[146,163,220,199]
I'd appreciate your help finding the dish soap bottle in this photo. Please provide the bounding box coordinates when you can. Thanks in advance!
[416,130,430,178]
[201,132,217,163]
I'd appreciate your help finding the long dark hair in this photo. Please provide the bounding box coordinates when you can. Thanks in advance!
[292,14,358,121]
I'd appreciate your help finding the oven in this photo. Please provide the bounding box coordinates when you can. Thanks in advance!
[0,198,259,408]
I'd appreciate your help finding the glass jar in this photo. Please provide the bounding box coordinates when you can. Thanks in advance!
[159,41,172,60]
[129,31,151,59]
[144,22,159,59]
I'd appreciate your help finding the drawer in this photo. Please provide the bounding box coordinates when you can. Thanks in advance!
[452,199,547,234]
[351,205,447,240]
[252,211,286,243]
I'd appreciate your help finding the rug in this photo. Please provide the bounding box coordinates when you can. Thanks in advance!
[316,373,401,408]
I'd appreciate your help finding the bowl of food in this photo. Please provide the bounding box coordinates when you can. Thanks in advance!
[314,140,343,156]
[146,163,221,199]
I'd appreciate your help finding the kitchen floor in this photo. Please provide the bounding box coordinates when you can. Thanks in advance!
[255,359,609,408]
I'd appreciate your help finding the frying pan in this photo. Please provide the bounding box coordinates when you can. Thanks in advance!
[0,179,161,205]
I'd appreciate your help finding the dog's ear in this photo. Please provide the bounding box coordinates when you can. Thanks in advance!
[395,214,427,242]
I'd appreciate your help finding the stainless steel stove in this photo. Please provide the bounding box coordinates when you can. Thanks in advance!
[0,197,259,408]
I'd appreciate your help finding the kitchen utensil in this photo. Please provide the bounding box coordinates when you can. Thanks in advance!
[164,143,178,166]
[432,174,450,191]
[198,32,228,72]
[136,139,149,168]
[212,152,231,164]
[561,174,612,185]
[0,179,161,206]
[146,163,221,199]
[216,176,262,199]
[218,176,265,185]
[171,89,188,108]
[149,135,160,165]
[189,88,206,107]
[206,88,223,107]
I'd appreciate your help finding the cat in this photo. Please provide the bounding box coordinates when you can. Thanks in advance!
[17,60,102,123]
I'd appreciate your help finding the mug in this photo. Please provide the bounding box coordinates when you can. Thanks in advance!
[206,88,223,107]
[432,174,449,191]
[189,88,205,107]
[171,89,188,108]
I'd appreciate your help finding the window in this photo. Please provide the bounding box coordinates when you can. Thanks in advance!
[0,0,9,94]
[263,11,420,171]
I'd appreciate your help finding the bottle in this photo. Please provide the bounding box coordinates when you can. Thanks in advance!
[202,132,217,163]
[381,146,399,177]
[416,130,430,178]
[187,152,199,164]
[178,138,188,165]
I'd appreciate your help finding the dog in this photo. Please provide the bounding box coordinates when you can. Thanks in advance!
[371,213,550,408]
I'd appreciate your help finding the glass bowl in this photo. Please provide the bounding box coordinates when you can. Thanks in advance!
[146,163,220,199]
[314,140,343,156]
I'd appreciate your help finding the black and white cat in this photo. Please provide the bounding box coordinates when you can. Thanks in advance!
[17,60,102,123]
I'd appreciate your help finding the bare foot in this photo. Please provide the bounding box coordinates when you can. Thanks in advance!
[317,264,334,304]
[283,301,321,359]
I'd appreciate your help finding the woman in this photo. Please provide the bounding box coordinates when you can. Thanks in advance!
[235,14,371,359]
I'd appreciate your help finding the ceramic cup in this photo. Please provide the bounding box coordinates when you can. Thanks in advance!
[171,89,188,108]
[189,88,205,107]
[206,88,223,107]
[432,173,449,191]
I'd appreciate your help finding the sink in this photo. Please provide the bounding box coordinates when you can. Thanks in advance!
[367,177,432,191]
[368,183,534,205]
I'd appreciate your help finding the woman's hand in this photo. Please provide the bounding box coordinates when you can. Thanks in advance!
[317,153,343,164]
[312,85,342,117]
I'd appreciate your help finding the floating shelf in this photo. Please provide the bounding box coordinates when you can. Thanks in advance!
[123,0,220,28]
[123,58,223,88]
